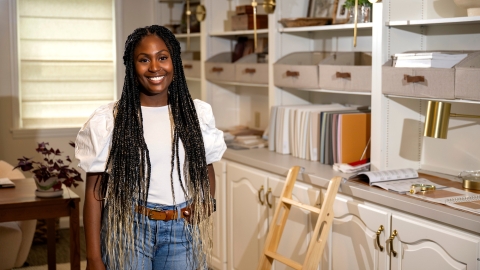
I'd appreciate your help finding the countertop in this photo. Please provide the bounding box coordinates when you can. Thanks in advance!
[222,147,480,235]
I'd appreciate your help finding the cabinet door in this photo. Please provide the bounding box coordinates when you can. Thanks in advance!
[267,176,321,270]
[327,194,390,270]
[391,214,480,270]
[210,160,227,270]
[226,162,268,270]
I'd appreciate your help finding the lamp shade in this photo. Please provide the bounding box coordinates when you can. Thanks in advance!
[424,101,451,139]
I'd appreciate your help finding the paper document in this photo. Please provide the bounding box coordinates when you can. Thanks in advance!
[0,178,15,188]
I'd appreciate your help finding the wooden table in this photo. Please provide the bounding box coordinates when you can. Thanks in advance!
[0,178,81,270]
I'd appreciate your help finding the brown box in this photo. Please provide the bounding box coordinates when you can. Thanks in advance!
[236,5,254,15]
[274,51,331,89]
[231,14,268,31]
[205,52,236,82]
[319,52,372,92]
[182,51,201,79]
[235,53,269,84]
[455,51,480,101]
[382,59,455,99]
[381,51,475,99]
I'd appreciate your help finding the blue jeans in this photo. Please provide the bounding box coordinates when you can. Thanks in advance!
[101,201,202,270]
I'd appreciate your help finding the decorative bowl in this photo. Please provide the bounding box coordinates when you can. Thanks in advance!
[278,17,331,28]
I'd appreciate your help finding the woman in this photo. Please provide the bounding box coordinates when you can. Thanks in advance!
[75,25,226,270]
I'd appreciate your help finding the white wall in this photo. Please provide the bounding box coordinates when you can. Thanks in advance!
[0,0,161,228]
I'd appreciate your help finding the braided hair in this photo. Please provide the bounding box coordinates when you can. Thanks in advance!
[100,25,212,269]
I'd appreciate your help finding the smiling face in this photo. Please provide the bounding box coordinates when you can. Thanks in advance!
[134,34,174,107]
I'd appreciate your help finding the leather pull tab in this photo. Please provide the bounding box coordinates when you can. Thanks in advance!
[404,74,425,83]
[245,68,256,74]
[336,72,351,78]
[183,64,193,69]
[286,70,299,77]
[212,67,224,72]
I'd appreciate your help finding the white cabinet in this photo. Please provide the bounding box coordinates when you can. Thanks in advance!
[326,194,390,270]
[323,193,480,270]
[226,161,269,270]
[390,212,480,270]
[211,161,227,270]
[225,161,321,270]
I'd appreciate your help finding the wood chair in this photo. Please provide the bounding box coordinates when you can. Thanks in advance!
[257,166,342,270]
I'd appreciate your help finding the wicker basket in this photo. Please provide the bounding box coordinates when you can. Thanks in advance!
[278,17,331,28]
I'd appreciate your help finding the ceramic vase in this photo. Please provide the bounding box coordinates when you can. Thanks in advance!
[34,176,64,197]
[453,0,480,16]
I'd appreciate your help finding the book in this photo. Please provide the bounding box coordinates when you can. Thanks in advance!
[349,168,446,194]
[394,52,468,68]
[407,187,480,214]
[0,178,15,188]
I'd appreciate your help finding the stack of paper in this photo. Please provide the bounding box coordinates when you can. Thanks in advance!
[394,52,468,68]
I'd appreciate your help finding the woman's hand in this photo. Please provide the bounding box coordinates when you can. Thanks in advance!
[86,257,106,270]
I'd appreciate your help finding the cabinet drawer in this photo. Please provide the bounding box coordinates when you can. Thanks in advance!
[235,53,268,84]
[455,51,480,101]
[382,59,455,99]
[205,52,235,82]
[274,51,330,89]
[182,60,200,79]
[319,52,372,92]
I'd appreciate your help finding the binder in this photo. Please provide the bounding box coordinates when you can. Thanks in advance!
[339,112,371,164]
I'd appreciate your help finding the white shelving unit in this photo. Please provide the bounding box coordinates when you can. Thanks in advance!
[155,0,480,186]
[138,1,480,269]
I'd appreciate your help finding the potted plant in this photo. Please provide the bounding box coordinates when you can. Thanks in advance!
[14,142,84,197]
[343,0,372,23]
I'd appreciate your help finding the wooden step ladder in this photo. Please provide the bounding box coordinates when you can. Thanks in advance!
[257,166,342,270]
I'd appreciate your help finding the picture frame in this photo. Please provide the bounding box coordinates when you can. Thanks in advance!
[307,0,336,18]
[332,0,349,24]
[180,1,201,33]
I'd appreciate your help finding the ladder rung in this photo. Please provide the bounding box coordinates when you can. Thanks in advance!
[281,197,321,214]
[265,250,302,270]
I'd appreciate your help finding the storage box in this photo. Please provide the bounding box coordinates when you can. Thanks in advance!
[231,14,268,31]
[235,53,268,84]
[273,51,331,89]
[318,52,372,92]
[236,5,254,15]
[205,52,235,82]
[182,51,201,79]
[455,51,480,101]
[381,51,471,99]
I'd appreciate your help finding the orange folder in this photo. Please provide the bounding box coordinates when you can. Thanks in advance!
[339,113,371,164]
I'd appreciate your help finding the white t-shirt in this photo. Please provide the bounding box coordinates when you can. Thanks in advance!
[75,99,226,205]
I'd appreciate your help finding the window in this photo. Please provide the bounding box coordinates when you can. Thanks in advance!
[17,0,116,129]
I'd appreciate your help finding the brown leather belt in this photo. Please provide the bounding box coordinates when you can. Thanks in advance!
[135,205,192,221]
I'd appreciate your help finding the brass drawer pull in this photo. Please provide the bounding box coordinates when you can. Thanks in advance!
[404,75,425,83]
[286,70,299,77]
[336,72,351,78]
[245,68,256,74]
[258,185,265,205]
[212,67,224,72]
[376,225,384,252]
[389,230,398,257]
[183,64,193,69]
[265,188,272,208]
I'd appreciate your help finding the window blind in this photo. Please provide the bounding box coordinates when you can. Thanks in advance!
[17,0,115,128]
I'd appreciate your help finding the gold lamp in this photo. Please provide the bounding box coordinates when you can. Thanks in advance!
[423,100,480,190]
[424,100,480,139]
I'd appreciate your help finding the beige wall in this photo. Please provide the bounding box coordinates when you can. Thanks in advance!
[0,0,159,227]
